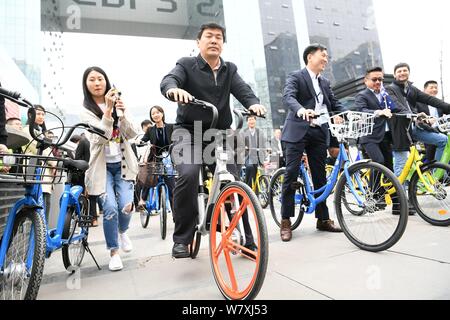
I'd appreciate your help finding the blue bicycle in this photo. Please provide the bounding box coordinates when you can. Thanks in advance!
[269,111,409,252]
[0,154,47,300]
[0,88,105,299]
[136,144,176,240]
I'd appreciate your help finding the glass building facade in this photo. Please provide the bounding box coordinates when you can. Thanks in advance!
[304,0,383,85]
[258,0,302,130]
[0,0,41,95]
[1,0,382,132]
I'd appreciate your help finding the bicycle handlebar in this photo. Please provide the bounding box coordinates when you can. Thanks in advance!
[0,87,21,100]
[0,86,108,148]
[167,93,265,131]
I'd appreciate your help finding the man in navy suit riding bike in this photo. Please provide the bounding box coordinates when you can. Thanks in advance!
[280,44,344,242]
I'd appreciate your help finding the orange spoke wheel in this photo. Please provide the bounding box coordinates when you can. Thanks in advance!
[209,182,268,300]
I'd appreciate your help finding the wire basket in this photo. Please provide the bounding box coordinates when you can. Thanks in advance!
[143,161,178,177]
[437,115,450,133]
[328,111,376,141]
[0,154,66,185]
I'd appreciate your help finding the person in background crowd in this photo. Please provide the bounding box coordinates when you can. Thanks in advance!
[23,104,55,220]
[141,119,152,134]
[415,80,449,162]
[0,81,8,153]
[138,105,174,210]
[242,115,267,190]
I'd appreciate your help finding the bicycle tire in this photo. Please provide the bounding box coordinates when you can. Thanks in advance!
[1,209,46,300]
[257,175,270,209]
[268,168,304,230]
[190,231,202,259]
[139,188,150,229]
[334,161,408,252]
[209,181,268,300]
[62,195,88,271]
[409,162,450,226]
[159,186,167,240]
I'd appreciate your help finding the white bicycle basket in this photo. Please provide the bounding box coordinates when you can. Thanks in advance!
[328,111,376,140]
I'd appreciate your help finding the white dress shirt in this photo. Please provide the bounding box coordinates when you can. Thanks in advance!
[297,68,329,126]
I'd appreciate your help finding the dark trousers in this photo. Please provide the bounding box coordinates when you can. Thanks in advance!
[425,144,437,163]
[245,163,258,192]
[361,132,393,172]
[88,195,99,218]
[281,126,329,221]
[172,135,255,246]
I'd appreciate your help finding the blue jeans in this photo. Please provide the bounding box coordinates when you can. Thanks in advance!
[393,128,448,177]
[101,162,134,251]
[393,151,409,177]
[412,127,448,162]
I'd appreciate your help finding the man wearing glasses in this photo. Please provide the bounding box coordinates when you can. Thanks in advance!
[355,67,395,172]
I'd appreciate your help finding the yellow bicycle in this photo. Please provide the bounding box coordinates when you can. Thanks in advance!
[381,114,450,226]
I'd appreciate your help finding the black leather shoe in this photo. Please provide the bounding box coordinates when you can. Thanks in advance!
[172,243,190,259]
[316,219,343,233]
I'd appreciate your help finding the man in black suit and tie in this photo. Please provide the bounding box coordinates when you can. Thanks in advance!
[280,44,343,242]
[355,67,395,172]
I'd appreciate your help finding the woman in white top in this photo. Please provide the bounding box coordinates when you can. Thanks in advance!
[80,67,139,271]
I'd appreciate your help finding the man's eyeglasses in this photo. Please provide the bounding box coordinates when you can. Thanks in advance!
[370,78,384,83]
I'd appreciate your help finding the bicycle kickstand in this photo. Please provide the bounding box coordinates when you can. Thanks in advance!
[83,239,102,270]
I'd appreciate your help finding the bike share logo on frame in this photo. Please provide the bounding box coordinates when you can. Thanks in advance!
[66,266,82,290]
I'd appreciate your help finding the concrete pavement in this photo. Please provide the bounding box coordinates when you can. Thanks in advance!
[38,201,450,300]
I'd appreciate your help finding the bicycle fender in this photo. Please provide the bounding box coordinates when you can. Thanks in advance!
[347,159,371,170]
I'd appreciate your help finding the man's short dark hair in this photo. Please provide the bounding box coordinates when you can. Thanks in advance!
[197,23,226,42]
[303,43,327,65]
[366,67,383,75]
[394,63,410,74]
[6,117,21,124]
[141,119,152,129]
[424,80,438,89]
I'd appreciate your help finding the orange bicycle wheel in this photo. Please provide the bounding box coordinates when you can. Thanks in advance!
[209,182,268,300]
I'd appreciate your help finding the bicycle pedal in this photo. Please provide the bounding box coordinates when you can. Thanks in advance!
[291,181,303,190]
[78,215,94,228]
[150,210,159,217]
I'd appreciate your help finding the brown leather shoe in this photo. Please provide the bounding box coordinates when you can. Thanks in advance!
[316,219,342,233]
[280,219,292,242]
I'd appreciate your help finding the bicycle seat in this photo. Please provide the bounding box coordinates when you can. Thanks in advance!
[63,159,89,172]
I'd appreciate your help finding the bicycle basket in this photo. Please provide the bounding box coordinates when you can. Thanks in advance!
[328,111,376,140]
[148,161,178,177]
[0,154,66,185]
